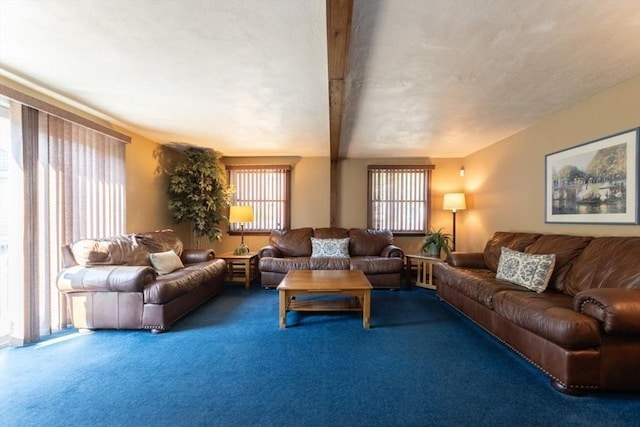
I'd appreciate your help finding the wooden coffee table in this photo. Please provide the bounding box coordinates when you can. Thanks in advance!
[277,270,373,329]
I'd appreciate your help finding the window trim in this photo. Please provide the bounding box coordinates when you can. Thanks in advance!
[367,164,434,235]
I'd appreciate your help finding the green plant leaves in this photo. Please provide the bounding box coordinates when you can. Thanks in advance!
[167,147,234,242]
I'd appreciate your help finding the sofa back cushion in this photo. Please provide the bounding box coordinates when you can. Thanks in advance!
[524,234,593,292]
[564,237,640,296]
[71,234,150,266]
[314,227,349,239]
[136,229,184,256]
[483,232,541,272]
[349,229,394,257]
[269,227,314,257]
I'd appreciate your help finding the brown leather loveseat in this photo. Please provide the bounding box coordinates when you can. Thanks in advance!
[259,227,405,289]
[434,231,640,394]
[56,229,227,333]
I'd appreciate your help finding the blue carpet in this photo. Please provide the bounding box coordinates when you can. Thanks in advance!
[1,283,639,427]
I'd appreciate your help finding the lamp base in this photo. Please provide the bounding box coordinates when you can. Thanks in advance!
[233,244,250,255]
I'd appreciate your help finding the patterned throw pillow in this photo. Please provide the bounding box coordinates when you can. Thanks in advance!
[310,237,350,258]
[496,247,556,293]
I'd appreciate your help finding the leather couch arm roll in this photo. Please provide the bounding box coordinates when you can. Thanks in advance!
[259,246,282,258]
[445,252,486,268]
[574,288,640,335]
[57,265,157,293]
[380,244,404,258]
[181,249,215,264]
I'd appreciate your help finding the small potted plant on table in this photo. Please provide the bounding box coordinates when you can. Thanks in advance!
[421,228,453,258]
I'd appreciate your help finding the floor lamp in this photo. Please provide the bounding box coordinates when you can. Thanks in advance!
[229,205,254,255]
[443,193,466,252]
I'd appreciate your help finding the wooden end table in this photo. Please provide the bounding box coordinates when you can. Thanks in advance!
[219,252,259,290]
[277,270,373,329]
[405,254,442,290]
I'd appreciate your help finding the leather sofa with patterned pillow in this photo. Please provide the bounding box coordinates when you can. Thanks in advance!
[258,227,405,289]
[56,229,227,333]
[433,231,640,394]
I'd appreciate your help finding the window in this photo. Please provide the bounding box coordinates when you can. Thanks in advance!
[368,165,434,234]
[0,90,128,347]
[227,165,291,232]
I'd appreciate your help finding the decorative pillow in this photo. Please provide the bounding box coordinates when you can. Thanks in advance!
[149,250,185,275]
[496,247,556,293]
[310,237,350,258]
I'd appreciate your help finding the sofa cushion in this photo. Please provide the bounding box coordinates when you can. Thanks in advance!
[136,229,184,256]
[496,247,556,293]
[314,227,349,239]
[309,257,350,270]
[565,236,640,296]
[350,256,404,275]
[149,250,185,275]
[524,234,593,292]
[71,234,150,266]
[492,290,602,349]
[258,257,312,274]
[483,232,541,272]
[434,263,525,309]
[349,229,394,257]
[144,259,226,304]
[310,237,350,258]
[269,228,314,257]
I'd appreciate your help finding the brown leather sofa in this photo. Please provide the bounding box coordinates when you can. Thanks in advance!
[434,231,640,394]
[56,229,227,333]
[259,227,405,289]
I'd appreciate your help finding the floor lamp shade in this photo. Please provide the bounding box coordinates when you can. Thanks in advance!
[229,205,254,254]
[443,193,466,252]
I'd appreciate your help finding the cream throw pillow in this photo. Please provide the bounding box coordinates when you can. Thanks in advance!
[310,237,350,258]
[496,247,556,293]
[149,250,184,275]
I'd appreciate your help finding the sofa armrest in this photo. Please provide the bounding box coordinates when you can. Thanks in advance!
[259,245,282,258]
[57,265,157,293]
[181,249,215,264]
[574,288,640,335]
[445,252,486,268]
[380,244,404,258]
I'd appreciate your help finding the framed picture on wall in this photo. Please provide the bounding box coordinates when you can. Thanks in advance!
[545,128,639,224]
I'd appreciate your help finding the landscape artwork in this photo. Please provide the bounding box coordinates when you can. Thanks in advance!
[545,128,639,224]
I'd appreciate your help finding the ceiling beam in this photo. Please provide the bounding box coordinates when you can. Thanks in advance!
[326,0,353,227]
[326,0,353,162]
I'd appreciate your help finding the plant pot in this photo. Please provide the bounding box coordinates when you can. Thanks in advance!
[422,243,440,258]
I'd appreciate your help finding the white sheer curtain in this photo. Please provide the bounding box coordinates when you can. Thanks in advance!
[4,102,126,346]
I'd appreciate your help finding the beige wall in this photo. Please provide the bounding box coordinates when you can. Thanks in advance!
[462,75,640,252]
[124,137,190,236]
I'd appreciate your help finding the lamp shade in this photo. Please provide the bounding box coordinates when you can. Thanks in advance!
[228,205,254,223]
[443,193,466,212]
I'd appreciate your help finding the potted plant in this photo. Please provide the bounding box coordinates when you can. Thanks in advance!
[421,227,453,258]
[167,147,234,247]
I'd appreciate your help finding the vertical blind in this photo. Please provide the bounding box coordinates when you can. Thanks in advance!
[368,165,434,233]
[1,99,126,347]
[227,165,291,231]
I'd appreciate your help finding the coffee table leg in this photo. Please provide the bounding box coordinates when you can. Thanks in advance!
[362,290,371,329]
[279,290,287,328]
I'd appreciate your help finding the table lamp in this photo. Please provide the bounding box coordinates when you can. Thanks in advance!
[229,205,254,255]
[443,193,466,252]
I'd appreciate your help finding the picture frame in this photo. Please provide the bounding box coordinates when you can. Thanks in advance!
[545,128,639,224]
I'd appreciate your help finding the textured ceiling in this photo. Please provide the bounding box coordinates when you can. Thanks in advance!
[1,0,639,158]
